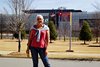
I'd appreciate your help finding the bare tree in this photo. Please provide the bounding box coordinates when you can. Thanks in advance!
[92,2,100,43]
[92,2,100,11]
[0,14,8,39]
[92,12,100,43]
[59,22,69,41]
[5,0,34,52]
[0,14,3,39]
[60,12,70,41]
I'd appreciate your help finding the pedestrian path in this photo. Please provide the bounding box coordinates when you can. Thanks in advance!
[0,51,14,55]
[0,51,100,61]
[49,52,100,56]
[0,58,100,67]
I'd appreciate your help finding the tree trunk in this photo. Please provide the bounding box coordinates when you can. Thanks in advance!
[64,35,66,41]
[0,14,3,39]
[50,39,52,43]
[84,40,86,44]
[96,37,98,43]
[59,34,61,40]
[0,31,3,39]
[18,31,21,52]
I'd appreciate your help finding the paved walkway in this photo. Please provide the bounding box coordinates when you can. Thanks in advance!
[0,51,100,59]
[0,58,100,67]
[1,51,100,56]
[0,51,14,55]
[0,50,100,61]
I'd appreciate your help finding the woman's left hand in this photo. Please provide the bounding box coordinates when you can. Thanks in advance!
[45,50,48,56]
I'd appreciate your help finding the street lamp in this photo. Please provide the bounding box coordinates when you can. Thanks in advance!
[66,12,74,52]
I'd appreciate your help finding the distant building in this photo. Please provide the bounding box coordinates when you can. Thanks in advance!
[1,9,99,38]
[23,9,82,31]
[23,9,99,37]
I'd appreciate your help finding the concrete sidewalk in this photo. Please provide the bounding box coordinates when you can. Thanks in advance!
[0,51,14,55]
[0,58,100,67]
[0,51,100,61]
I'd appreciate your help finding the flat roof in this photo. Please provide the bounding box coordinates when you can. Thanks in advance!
[23,9,82,14]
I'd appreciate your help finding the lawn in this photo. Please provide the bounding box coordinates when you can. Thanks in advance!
[0,39,100,61]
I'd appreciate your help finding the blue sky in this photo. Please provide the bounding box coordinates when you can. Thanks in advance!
[0,0,100,14]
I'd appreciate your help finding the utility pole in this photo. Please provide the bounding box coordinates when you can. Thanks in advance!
[66,12,74,52]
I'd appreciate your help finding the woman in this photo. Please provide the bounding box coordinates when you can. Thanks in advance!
[26,14,51,67]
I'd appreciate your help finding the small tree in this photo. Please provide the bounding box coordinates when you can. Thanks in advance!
[48,21,58,43]
[79,21,92,44]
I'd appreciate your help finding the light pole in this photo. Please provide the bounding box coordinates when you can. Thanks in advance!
[66,12,74,52]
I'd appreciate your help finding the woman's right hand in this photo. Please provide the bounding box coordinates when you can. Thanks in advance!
[26,47,30,57]
[26,49,29,54]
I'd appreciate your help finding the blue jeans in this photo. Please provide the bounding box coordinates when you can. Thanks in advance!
[29,46,51,67]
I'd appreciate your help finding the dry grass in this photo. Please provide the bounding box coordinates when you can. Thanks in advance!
[0,39,100,60]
